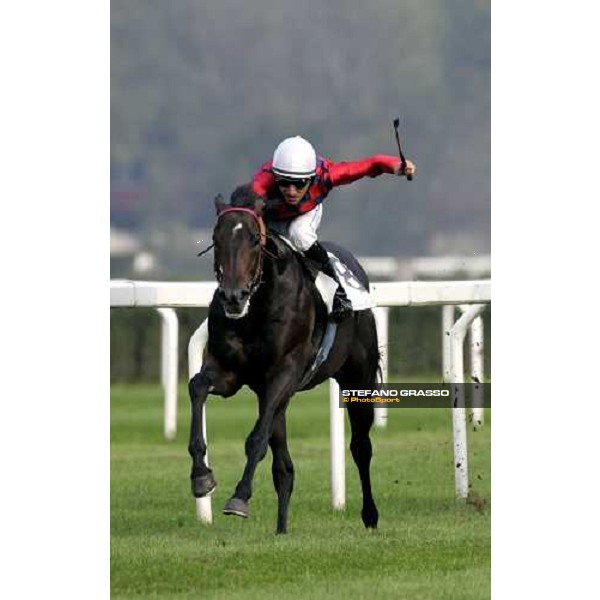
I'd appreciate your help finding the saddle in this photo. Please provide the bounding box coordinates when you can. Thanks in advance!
[273,234,375,314]
[271,234,375,389]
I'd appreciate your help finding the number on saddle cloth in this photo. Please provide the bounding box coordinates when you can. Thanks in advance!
[326,252,376,312]
[330,254,363,291]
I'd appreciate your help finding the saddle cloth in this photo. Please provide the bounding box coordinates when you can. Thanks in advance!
[276,235,376,314]
[315,253,375,313]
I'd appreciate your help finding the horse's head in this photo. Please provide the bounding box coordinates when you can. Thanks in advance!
[212,185,267,319]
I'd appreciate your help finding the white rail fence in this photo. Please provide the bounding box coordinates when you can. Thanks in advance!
[111,279,490,523]
[156,308,178,440]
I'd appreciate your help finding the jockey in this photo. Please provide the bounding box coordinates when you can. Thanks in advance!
[251,135,415,322]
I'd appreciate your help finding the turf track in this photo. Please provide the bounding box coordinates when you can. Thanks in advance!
[111,381,490,599]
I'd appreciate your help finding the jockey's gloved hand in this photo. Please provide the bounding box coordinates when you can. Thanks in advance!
[394,159,416,178]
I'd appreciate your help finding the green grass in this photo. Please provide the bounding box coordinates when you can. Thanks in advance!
[111,382,490,599]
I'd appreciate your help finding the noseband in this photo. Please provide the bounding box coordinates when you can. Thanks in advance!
[214,207,268,298]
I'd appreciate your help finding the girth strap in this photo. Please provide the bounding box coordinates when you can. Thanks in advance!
[297,321,338,390]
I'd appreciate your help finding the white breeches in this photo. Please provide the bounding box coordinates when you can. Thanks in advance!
[274,204,323,251]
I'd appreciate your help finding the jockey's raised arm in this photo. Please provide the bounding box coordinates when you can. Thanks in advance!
[249,135,416,322]
[326,154,401,186]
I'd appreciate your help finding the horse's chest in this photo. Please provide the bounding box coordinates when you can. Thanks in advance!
[214,331,263,370]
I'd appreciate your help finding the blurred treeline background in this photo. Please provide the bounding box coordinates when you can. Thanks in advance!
[111,0,490,382]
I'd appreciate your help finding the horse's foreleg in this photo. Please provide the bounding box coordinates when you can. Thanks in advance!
[270,408,294,534]
[188,368,216,498]
[188,358,241,498]
[223,402,279,517]
[224,367,297,519]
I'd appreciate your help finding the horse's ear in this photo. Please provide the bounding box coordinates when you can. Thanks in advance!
[254,197,265,217]
[214,193,227,214]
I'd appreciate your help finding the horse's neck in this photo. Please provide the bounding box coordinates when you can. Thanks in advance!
[261,241,309,300]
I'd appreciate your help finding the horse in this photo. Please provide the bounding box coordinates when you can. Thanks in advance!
[188,183,380,534]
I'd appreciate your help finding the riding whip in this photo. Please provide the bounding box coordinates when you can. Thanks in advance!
[393,117,413,181]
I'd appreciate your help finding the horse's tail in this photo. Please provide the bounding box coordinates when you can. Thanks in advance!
[374,334,385,387]
[375,358,384,386]
[365,308,383,388]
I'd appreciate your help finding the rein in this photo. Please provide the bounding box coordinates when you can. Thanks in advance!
[196,243,214,257]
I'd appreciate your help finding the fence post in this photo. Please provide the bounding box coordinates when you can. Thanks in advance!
[156,308,178,441]
[445,304,485,500]
[329,378,345,510]
[188,319,212,524]
[469,315,485,428]
[442,305,455,381]
[373,306,390,428]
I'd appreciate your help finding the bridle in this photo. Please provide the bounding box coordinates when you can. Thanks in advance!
[213,206,269,298]
[217,206,267,245]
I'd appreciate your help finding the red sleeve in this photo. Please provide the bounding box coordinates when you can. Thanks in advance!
[327,155,400,187]
[251,161,276,198]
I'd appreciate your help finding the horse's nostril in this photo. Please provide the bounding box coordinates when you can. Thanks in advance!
[219,289,236,304]
[219,288,250,306]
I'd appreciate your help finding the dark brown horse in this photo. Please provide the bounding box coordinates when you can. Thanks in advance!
[188,184,380,533]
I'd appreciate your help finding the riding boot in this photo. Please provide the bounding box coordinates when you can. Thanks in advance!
[304,242,353,322]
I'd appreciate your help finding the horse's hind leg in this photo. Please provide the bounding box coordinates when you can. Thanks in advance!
[269,408,294,534]
[345,401,379,528]
[336,311,379,528]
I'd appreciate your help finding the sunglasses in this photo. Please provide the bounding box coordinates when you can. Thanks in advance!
[275,176,311,189]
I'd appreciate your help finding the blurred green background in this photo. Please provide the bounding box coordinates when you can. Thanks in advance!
[110,306,490,383]
[111,0,490,278]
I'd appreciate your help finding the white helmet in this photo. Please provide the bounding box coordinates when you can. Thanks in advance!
[272,136,317,178]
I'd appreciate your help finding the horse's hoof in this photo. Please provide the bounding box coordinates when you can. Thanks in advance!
[362,506,379,529]
[191,473,217,498]
[223,497,249,518]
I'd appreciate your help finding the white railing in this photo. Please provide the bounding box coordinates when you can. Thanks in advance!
[110,279,491,308]
[156,308,178,440]
[111,279,491,522]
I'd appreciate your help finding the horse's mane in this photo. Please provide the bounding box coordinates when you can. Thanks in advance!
[230,183,262,210]
[228,182,298,265]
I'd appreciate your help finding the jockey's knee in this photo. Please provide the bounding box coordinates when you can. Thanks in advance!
[287,228,317,252]
[286,204,322,251]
